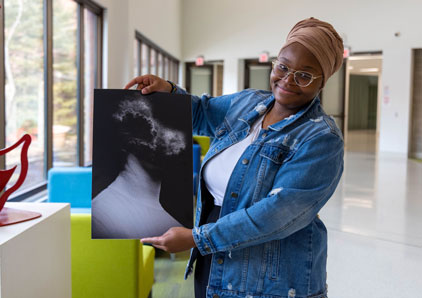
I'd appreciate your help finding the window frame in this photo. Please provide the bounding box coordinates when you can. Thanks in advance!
[0,0,104,201]
[0,0,5,176]
[134,31,179,83]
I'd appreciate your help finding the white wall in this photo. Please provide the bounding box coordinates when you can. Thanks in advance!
[128,0,182,60]
[95,0,182,89]
[94,0,420,154]
[181,0,422,154]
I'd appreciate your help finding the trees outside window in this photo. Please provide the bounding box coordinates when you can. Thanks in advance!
[0,0,103,200]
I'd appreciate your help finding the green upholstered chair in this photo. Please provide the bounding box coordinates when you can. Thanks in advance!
[193,136,210,159]
[71,213,155,298]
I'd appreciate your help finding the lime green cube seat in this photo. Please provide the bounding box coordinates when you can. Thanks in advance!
[193,136,210,159]
[71,213,155,298]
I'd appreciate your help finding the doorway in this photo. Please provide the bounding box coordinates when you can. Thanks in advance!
[346,55,382,153]
[244,59,275,90]
[185,61,224,97]
[321,54,382,152]
[410,49,422,160]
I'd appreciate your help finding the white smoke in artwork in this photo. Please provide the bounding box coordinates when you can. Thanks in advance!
[113,98,186,155]
[159,129,186,155]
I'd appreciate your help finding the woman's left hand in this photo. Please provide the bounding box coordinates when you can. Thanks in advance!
[141,227,196,253]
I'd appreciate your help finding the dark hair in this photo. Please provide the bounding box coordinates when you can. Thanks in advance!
[113,98,186,174]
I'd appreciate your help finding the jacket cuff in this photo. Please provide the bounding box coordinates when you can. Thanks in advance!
[192,224,215,256]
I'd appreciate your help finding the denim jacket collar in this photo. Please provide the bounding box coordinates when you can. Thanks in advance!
[238,94,321,132]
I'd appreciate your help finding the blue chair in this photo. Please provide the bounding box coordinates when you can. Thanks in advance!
[47,166,155,298]
[47,167,92,210]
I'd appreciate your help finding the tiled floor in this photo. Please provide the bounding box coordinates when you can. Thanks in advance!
[320,145,422,295]
[153,133,422,297]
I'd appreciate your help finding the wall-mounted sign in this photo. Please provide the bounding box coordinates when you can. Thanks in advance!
[343,47,351,58]
[259,51,269,63]
[195,55,204,66]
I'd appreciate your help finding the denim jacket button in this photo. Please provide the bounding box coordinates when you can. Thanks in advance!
[262,132,267,138]
[231,192,238,198]
[212,295,219,298]
[242,159,249,165]
[217,258,224,264]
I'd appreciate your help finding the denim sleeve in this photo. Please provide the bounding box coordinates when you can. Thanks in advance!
[192,130,344,255]
[173,85,241,137]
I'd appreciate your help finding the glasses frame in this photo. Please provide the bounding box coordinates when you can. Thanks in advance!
[272,60,322,87]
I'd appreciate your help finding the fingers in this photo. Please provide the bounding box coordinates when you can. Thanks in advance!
[124,74,170,94]
[141,85,152,94]
[124,75,150,89]
[141,236,164,246]
[124,77,141,89]
[141,236,170,252]
[150,244,168,251]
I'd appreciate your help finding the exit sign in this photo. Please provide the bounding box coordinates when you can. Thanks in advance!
[195,56,204,66]
[259,51,269,63]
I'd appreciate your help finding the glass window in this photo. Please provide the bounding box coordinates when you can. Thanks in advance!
[4,0,45,192]
[83,8,99,165]
[150,48,157,75]
[157,53,163,78]
[1,0,103,201]
[248,65,271,90]
[169,60,173,81]
[172,61,179,83]
[164,57,169,80]
[141,43,149,75]
[133,39,139,77]
[135,32,179,82]
[53,0,78,167]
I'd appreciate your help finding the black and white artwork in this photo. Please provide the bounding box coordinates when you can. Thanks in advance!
[91,89,193,239]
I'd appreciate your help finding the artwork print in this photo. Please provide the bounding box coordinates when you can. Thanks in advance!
[91,90,193,239]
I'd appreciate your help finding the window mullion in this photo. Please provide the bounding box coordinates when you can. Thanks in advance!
[96,14,102,88]
[147,46,151,74]
[44,0,53,174]
[138,41,142,76]
[0,0,5,171]
[77,4,85,167]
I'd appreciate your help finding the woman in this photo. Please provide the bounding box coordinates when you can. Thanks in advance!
[127,17,344,298]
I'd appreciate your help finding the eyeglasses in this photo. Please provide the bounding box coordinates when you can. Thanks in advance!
[272,60,322,87]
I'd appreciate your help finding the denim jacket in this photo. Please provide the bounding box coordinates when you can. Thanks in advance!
[175,87,344,298]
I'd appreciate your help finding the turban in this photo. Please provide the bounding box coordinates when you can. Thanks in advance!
[280,17,344,87]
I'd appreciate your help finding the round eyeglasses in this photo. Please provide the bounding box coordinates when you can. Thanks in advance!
[272,60,322,87]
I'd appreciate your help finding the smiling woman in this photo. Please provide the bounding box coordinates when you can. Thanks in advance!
[125,17,345,298]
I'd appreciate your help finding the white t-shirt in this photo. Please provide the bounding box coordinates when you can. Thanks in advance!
[203,115,265,206]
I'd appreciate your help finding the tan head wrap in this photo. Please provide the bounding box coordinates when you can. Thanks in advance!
[280,17,344,87]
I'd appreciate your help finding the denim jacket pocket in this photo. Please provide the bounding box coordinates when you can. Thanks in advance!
[260,143,291,164]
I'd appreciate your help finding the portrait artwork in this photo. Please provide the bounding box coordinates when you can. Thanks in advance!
[91,89,193,239]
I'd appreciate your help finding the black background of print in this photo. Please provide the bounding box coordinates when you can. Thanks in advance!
[92,89,193,229]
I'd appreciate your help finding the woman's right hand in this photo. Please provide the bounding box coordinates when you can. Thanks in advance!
[124,74,172,94]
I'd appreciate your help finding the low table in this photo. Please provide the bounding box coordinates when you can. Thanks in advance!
[0,202,71,298]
